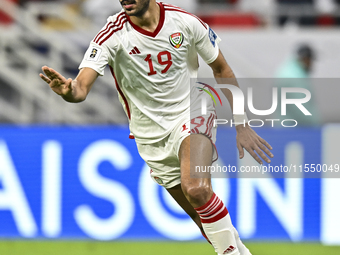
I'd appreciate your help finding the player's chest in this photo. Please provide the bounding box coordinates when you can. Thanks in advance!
[116,27,190,72]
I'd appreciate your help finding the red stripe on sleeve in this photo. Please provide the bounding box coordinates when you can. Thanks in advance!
[98,19,127,46]
[95,14,127,44]
[94,12,125,43]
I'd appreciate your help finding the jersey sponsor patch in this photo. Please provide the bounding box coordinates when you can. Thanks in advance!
[209,28,217,47]
[86,47,102,62]
[169,32,184,49]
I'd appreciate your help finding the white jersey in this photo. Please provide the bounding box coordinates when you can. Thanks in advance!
[79,2,221,143]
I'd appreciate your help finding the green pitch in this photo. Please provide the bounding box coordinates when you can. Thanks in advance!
[0,241,339,255]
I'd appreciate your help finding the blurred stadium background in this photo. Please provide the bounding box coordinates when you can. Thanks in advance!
[1,0,340,254]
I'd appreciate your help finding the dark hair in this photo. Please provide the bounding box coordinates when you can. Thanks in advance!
[297,44,315,59]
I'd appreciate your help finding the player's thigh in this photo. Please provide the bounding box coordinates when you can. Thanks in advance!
[179,134,213,180]
[178,134,213,206]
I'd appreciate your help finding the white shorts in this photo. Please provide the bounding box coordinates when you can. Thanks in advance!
[136,112,218,189]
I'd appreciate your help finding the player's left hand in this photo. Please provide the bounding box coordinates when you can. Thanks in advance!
[236,124,273,165]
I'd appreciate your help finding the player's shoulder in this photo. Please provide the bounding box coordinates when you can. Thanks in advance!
[162,2,207,30]
[92,10,127,46]
[106,9,127,25]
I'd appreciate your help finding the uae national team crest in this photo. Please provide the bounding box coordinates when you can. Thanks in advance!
[169,32,184,49]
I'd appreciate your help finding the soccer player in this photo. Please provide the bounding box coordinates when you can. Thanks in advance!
[39,1,274,254]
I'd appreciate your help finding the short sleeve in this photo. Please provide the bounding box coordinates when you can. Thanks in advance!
[79,42,110,76]
[193,20,221,64]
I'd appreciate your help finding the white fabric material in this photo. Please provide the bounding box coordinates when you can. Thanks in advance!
[203,214,240,255]
[79,2,221,143]
[233,113,249,126]
[232,226,252,255]
[138,110,217,189]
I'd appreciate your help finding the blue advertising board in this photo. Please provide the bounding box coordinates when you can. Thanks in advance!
[0,125,339,244]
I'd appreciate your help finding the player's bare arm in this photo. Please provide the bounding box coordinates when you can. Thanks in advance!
[209,50,274,165]
[39,66,98,103]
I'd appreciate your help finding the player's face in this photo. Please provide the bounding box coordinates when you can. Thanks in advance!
[120,0,151,17]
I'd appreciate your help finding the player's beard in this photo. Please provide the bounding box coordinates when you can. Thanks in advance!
[120,0,151,17]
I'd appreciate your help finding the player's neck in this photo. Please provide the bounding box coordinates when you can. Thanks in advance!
[129,1,160,33]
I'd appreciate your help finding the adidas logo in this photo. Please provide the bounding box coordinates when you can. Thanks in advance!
[223,245,236,254]
[129,46,141,55]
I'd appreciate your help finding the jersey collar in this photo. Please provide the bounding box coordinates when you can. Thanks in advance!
[125,2,165,38]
